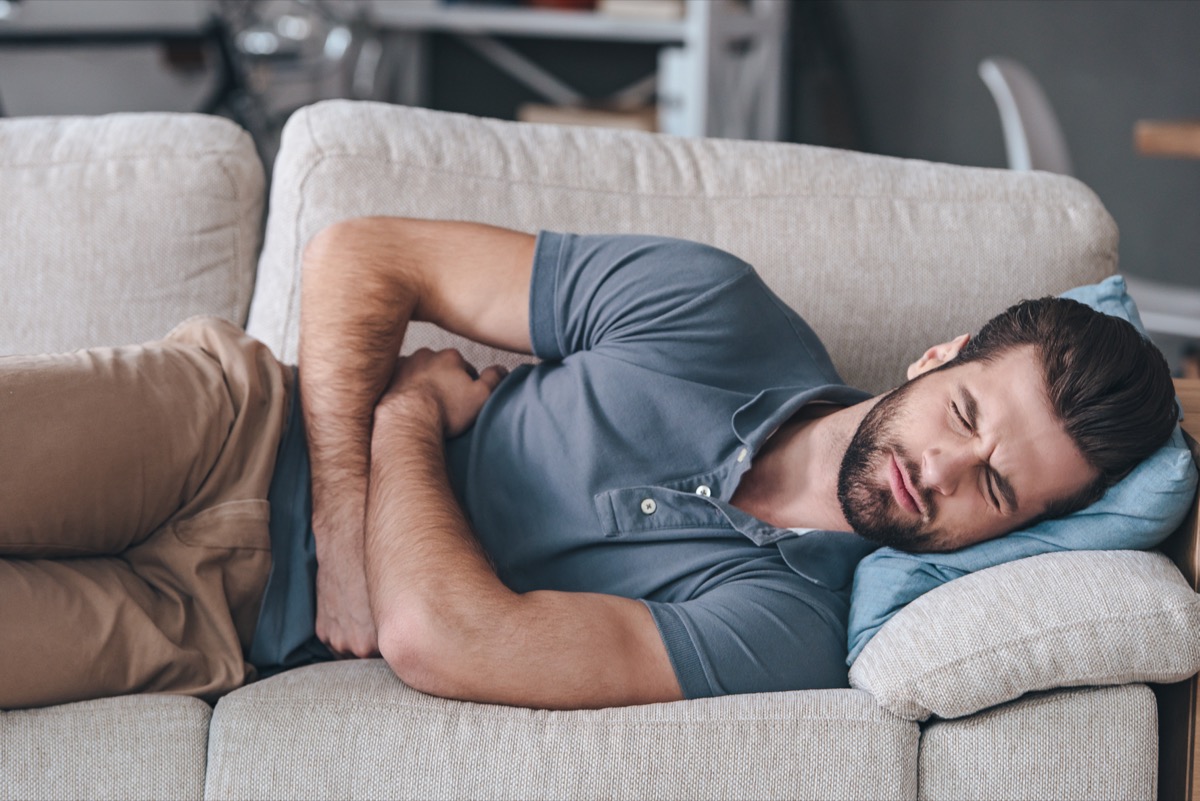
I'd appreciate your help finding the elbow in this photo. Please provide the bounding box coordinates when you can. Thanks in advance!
[303,216,410,267]
[376,601,457,698]
[302,218,371,273]
[300,217,418,305]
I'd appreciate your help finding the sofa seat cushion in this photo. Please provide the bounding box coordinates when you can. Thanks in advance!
[918,684,1157,801]
[849,550,1200,721]
[0,694,211,801]
[0,112,264,355]
[205,660,918,801]
[249,100,1114,394]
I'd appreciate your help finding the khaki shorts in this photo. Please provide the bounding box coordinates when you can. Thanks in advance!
[0,317,290,709]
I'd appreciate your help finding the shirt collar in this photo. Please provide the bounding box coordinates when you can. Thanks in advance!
[725,384,879,588]
[731,384,873,457]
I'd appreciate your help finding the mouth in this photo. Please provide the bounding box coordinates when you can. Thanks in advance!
[888,453,924,517]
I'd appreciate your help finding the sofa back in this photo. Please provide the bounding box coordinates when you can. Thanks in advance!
[0,113,263,355]
[249,100,1116,394]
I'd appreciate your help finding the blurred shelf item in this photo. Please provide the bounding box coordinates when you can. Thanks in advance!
[518,101,656,131]
[528,0,598,11]
[0,0,210,42]
[597,0,685,21]
[366,0,789,140]
[1136,120,1200,160]
[368,0,686,42]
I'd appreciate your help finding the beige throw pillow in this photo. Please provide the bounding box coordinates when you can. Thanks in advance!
[849,549,1200,721]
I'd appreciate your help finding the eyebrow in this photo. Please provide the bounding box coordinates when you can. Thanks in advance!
[960,385,1021,513]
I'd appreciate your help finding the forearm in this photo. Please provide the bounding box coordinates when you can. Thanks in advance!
[365,388,680,709]
[299,216,534,541]
[299,222,418,560]
[366,393,509,680]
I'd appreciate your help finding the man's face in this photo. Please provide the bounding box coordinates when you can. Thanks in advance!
[837,345,1098,552]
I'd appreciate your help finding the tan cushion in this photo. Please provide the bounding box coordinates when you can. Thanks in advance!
[0,694,210,801]
[249,100,1114,392]
[0,112,263,355]
[918,685,1157,801]
[849,550,1200,721]
[205,660,919,801]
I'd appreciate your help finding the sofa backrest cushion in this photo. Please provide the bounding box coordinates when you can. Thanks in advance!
[0,113,263,355]
[249,100,1115,394]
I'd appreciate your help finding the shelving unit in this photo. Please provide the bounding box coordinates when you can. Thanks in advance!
[365,0,789,140]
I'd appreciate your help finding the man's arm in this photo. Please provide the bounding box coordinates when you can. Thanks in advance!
[299,217,535,656]
[366,349,684,709]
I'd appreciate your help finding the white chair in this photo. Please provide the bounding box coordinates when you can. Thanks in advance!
[979,56,1200,343]
[978,57,1073,175]
[1123,275,1200,341]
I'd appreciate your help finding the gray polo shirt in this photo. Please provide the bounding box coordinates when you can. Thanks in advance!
[252,232,877,698]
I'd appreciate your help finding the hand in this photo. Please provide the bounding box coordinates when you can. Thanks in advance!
[376,348,508,437]
[313,537,379,659]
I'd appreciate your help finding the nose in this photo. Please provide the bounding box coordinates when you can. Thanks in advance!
[921,445,977,496]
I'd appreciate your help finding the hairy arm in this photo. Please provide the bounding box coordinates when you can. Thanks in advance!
[367,351,683,709]
[299,217,534,656]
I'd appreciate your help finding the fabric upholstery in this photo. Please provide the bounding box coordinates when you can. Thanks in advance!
[0,694,210,801]
[204,660,919,801]
[247,100,1115,393]
[849,550,1200,721]
[0,113,263,355]
[0,104,1174,800]
[918,684,1157,801]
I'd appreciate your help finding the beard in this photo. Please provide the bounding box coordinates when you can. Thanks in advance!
[837,378,940,552]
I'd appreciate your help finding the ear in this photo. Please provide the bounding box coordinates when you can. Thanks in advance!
[906,333,971,380]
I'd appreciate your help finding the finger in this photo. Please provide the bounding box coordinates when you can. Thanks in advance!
[323,636,352,660]
[442,349,478,379]
[477,364,508,392]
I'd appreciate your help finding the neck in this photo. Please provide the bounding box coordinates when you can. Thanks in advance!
[729,397,880,531]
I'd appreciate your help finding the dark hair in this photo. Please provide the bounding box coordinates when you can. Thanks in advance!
[952,296,1177,520]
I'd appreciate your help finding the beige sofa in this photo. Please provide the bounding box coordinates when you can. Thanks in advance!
[2,101,1199,801]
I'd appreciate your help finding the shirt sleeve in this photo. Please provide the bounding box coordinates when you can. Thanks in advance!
[530,232,823,372]
[641,568,851,699]
[530,231,751,360]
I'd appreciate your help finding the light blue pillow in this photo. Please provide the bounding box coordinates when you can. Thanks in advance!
[846,275,1198,664]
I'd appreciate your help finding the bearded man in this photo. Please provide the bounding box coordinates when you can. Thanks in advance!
[0,218,1177,711]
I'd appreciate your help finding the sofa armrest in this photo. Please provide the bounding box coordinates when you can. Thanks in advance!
[0,113,264,354]
[1156,379,1200,801]
[1162,379,1200,586]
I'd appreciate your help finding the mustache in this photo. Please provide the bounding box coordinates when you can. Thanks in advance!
[891,444,935,522]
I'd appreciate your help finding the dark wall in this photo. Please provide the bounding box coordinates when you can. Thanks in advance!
[796,0,1200,289]
[430,0,1200,291]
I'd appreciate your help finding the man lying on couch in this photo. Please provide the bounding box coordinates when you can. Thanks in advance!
[0,218,1178,711]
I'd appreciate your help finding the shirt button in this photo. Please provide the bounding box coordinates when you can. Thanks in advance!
[695,485,712,497]
[737,448,748,463]
[640,498,657,515]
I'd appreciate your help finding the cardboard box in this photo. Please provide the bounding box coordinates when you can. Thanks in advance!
[596,0,685,20]
[517,103,657,132]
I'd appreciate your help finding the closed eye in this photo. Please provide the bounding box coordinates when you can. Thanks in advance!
[951,401,972,433]
[984,471,1001,510]
[954,400,1003,511]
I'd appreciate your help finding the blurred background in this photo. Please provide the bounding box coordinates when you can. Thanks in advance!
[0,0,1196,372]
